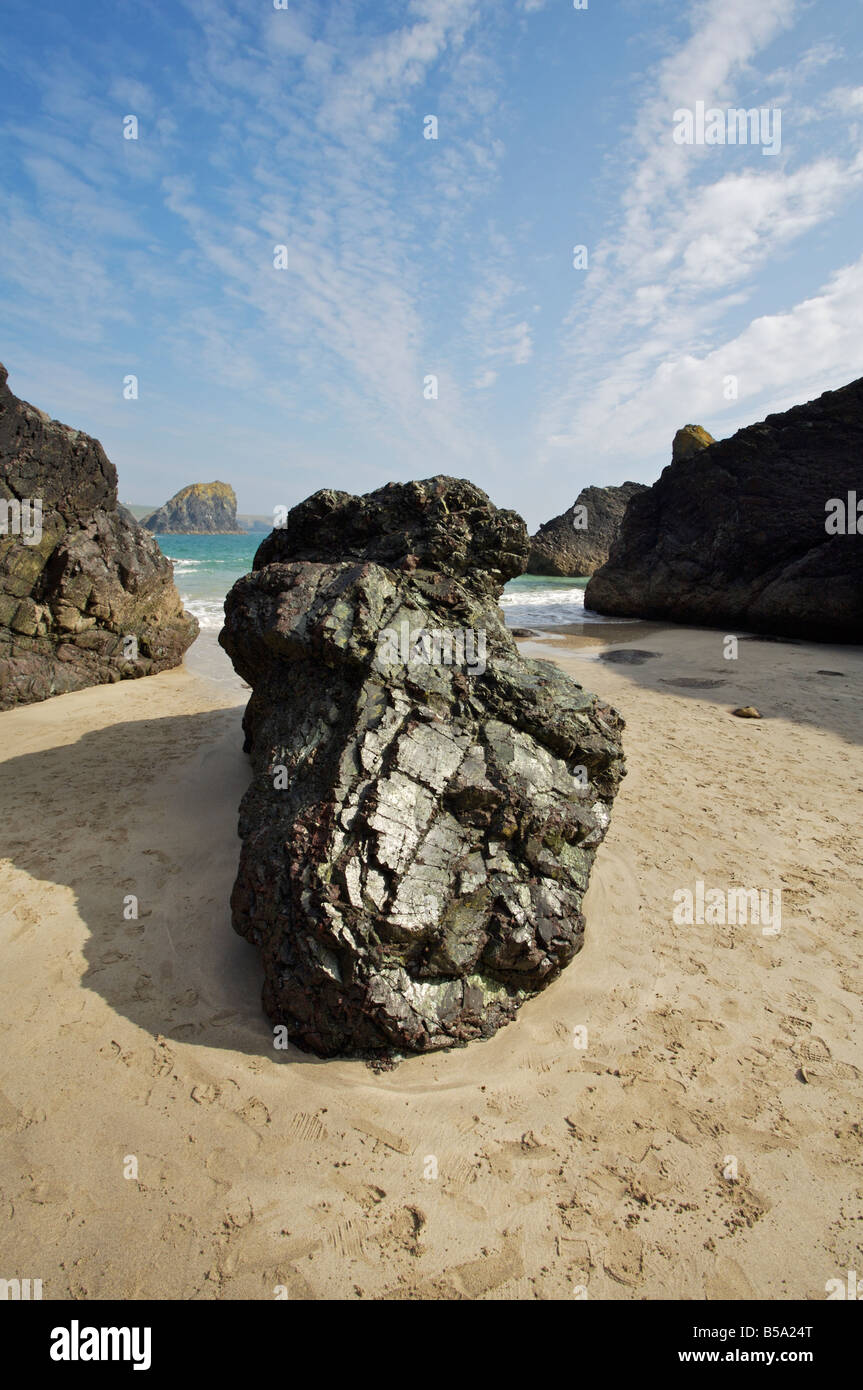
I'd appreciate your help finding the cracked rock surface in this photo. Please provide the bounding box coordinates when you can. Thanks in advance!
[528,481,648,577]
[0,362,198,709]
[220,476,625,1057]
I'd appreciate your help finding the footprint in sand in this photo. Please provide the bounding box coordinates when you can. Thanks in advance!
[443,1155,479,1191]
[290,1111,329,1143]
[381,1205,426,1256]
[191,1082,220,1105]
[449,1235,524,1297]
[485,1088,524,1119]
[325,1217,365,1260]
[339,1182,386,1214]
[172,988,199,1008]
[152,1039,175,1078]
[791,1036,831,1062]
[520,1053,554,1075]
[106,1039,135,1067]
[778,1014,812,1037]
[239,1097,271,1128]
[603,1229,644,1287]
[0,1091,46,1133]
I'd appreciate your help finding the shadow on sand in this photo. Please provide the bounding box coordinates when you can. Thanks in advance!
[0,705,330,1062]
[527,620,863,749]
[3,620,860,1062]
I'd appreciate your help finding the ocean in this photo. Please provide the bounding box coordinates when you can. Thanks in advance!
[156,533,633,684]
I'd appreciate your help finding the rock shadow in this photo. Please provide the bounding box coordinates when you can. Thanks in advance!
[567,624,863,748]
[0,705,315,1061]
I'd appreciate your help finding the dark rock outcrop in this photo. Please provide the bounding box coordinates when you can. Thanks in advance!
[143,481,242,533]
[220,477,625,1058]
[528,481,648,576]
[586,379,863,641]
[0,363,198,709]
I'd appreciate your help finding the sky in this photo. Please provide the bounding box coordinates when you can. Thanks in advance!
[1,0,862,531]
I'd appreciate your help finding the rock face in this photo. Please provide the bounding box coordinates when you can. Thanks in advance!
[528,481,648,576]
[220,477,625,1058]
[143,481,242,533]
[586,379,863,641]
[0,363,198,710]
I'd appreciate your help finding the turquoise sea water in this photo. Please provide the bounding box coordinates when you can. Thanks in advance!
[155,533,632,638]
[158,534,260,634]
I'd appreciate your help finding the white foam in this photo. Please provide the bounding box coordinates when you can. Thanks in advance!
[183,597,226,631]
[502,587,635,627]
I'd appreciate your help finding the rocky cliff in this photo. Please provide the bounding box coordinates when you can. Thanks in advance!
[143,481,242,533]
[528,481,649,576]
[0,364,198,709]
[220,476,626,1057]
[585,381,863,641]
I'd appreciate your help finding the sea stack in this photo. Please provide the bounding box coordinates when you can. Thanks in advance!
[0,364,198,710]
[586,379,863,641]
[143,481,243,533]
[220,477,625,1057]
[528,481,648,576]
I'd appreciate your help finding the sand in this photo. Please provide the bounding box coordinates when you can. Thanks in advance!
[1,624,861,1300]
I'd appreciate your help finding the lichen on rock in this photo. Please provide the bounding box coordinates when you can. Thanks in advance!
[220,476,625,1057]
[0,363,197,709]
[142,481,243,534]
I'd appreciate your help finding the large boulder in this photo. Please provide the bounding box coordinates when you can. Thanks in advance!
[528,481,648,576]
[671,424,715,462]
[586,379,863,641]
[0,363,198,709]
[220,477,625,1058]
[143,481,243,533]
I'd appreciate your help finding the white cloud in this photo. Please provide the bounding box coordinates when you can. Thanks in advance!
[537,0,863,489]
[461,241,535,379]
[828,85,863,113]
[548,253,863,475]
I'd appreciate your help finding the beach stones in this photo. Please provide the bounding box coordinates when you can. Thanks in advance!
[0,362,197,709]
[663,677,727,689]
[220,476,626,1058]
[600,649,661,665]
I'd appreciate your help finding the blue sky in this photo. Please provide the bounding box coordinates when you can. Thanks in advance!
[1,0,862,530]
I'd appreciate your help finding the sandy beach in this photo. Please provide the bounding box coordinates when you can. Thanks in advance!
[1,625,861,1300]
